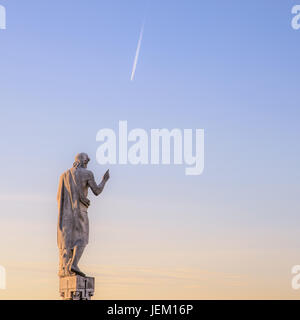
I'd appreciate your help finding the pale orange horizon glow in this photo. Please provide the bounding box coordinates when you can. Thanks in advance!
[0,193,299,300]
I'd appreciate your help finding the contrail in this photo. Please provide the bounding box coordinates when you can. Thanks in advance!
[130,23,144,81]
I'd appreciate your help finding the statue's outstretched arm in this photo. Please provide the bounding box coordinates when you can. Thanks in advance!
[88,170,110,196]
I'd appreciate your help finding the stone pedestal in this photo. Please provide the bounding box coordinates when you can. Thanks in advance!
[59,275,95,300]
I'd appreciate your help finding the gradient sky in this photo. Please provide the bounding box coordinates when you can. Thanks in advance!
[0,0,300,299]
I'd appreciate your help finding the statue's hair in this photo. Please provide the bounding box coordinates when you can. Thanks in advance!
[73,153,90,168]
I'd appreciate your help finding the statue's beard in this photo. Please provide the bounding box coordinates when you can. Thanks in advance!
[73,161,84,168]
[73,159,89,169]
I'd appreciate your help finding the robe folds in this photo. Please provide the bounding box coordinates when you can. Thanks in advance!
[57,167,89,250]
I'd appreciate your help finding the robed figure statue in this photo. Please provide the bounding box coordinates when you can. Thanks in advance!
[57,153,110,277]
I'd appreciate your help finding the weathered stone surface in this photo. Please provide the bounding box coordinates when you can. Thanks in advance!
[57,152,110,278]
[59,275,95,300]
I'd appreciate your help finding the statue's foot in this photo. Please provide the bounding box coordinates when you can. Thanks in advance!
[59,270,76,277]
[58,268,73,277]
[71,267,86,277]
[58,270,65,277]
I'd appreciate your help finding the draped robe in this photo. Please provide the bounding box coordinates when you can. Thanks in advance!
[57,167,89,250]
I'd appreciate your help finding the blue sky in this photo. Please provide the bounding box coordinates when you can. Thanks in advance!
[0,0,300,298]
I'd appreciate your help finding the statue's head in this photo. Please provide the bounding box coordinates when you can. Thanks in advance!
[73,153,90,169]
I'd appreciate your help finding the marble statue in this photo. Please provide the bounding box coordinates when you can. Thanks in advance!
[57,153,110,278]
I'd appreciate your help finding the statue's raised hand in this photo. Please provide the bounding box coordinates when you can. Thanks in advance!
[103,169,110,183]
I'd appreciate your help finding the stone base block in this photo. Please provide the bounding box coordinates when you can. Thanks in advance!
[59,275,95,300]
